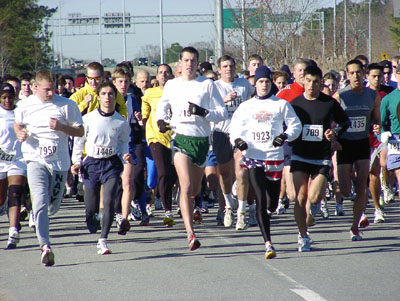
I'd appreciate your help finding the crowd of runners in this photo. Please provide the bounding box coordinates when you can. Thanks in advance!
[1,46,400,266]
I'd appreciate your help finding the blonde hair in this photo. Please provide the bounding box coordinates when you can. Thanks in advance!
[35,69,54,85]
[111,66,132,81]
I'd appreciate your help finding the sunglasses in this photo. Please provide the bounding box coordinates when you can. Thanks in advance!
[87,76,101,81]
[383,72,391,75]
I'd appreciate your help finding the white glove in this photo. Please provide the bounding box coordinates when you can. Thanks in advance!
[381,131,392,143]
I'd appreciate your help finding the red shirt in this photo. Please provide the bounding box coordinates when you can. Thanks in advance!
[277,81,305,102]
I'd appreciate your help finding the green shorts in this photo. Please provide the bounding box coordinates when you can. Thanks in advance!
[172,134,210,167]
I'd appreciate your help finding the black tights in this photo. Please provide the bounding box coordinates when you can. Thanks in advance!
[249,167,281,243]
[85,177,119,239]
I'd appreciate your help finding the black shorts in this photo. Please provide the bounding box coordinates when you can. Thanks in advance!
[290,160,331,178]
[336,138,370,165]
[212,131,234,164]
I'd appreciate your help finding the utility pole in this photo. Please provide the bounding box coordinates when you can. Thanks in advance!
[368,0,371,60]
[123,0,126,61]
[99,0,103,64]
[344,0,347,58]
[215,0,224,61]
[59,0,63,68]
[160,0,164,64]
[333,0,336,58]
[241,0,248,70]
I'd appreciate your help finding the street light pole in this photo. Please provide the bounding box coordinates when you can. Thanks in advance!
[160,0,164,64]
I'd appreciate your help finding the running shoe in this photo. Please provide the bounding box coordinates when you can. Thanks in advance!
[193,207,203,224]
[236,211,247,230]
[29,211,35,229]
[163,211,176,227]
[19,206,28,221]
[146,205,154,217]
[97,239,111,255]
[7,228,20,249]
[115,213,123,230]
[275,199,286,215]
[374,208,385,224]
[335,202,345,216]
[201,203,209,214]
[41,245,55,266]
[297,232,312,245]
[224,207,234,227]
[188,233,201,251]
[118,218,131,235]
[154,197,163,210]
[216,208,224,226]
[139,212,150,226]
[350,227,363,241]
[176,207,182,218]
[129,201,142,221]
[382,184,395,205]
[359,214,370,228]
[320,200,329,219]
[298,236,311,252]
[248,209,258,226]
[265,244,276,259]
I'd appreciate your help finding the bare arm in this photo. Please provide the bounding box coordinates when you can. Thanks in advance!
[372,93,382,135]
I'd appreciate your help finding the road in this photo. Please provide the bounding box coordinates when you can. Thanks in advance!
[1,196,400,300]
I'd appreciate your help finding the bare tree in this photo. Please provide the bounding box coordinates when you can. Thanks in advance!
[136,44,161,61]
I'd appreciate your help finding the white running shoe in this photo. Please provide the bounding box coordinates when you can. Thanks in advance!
[224,207,234,227]
[382,184,395,205]
[41,245,55,266]
[320,200,329,219]
[298,236,311,252]
[146,205,154,217]
[235,211,247,230]
[275,200,286,215]
[248,209,258,226]
[129,201,142,221]
[115,213,123,230]
[7,228,20,249]
[29,211,35,228]
[163,211,176,227]
[97,239,111,255]
[374,208,385,223]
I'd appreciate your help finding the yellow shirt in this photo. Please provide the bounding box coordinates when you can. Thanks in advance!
[70,82,128,119]
[141,87,172,148]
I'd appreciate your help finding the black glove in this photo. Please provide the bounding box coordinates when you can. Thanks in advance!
[157,120,170,133]
[272,133,288,147]
[234,138,248,151]
[188,102,209,117]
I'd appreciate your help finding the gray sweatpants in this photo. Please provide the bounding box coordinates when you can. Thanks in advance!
[27,162,67,247]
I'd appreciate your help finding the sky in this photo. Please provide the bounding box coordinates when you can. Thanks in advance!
[38,0,336,63]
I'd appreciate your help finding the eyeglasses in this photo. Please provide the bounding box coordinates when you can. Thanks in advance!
[383,72,391,75]
[87,76,101,81]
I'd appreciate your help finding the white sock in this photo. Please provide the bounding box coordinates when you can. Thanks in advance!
[9,227,18,234]
[237,200,247,213]
[249,203,256,212]
[223,193,234,208]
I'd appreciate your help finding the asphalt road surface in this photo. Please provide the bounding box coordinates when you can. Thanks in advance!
[1,196,400,300]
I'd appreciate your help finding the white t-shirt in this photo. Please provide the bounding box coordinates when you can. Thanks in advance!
[156,76,228,137]
[71,109,131,164]
[0,106,25,172]
[214,77,254,133]
[14,94,83,171]
[229,95,302,161]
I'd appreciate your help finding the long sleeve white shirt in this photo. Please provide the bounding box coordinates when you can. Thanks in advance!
[156,76,228,137]
[229,95,302,161]
[72,110,130,164]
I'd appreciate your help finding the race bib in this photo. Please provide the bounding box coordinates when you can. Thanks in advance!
[226,97,243,117]
[178,106,195,122]
[251,123,272,144]
[0,148,16,162]
[37,141,58,161]
[347,116,366,133]
[302,124,323,142]
[388,141,400,155]
[93,145,114,158]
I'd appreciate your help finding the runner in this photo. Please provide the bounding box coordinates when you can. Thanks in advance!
[230,66,301,258]
[333,59,381,241]
[71,81,131,255]
[0,83,27,249]
[14,69,84,266]
[213,55,254,230]
[290,66,349,251]
[156,46,228,250]
[141,64,178,227]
